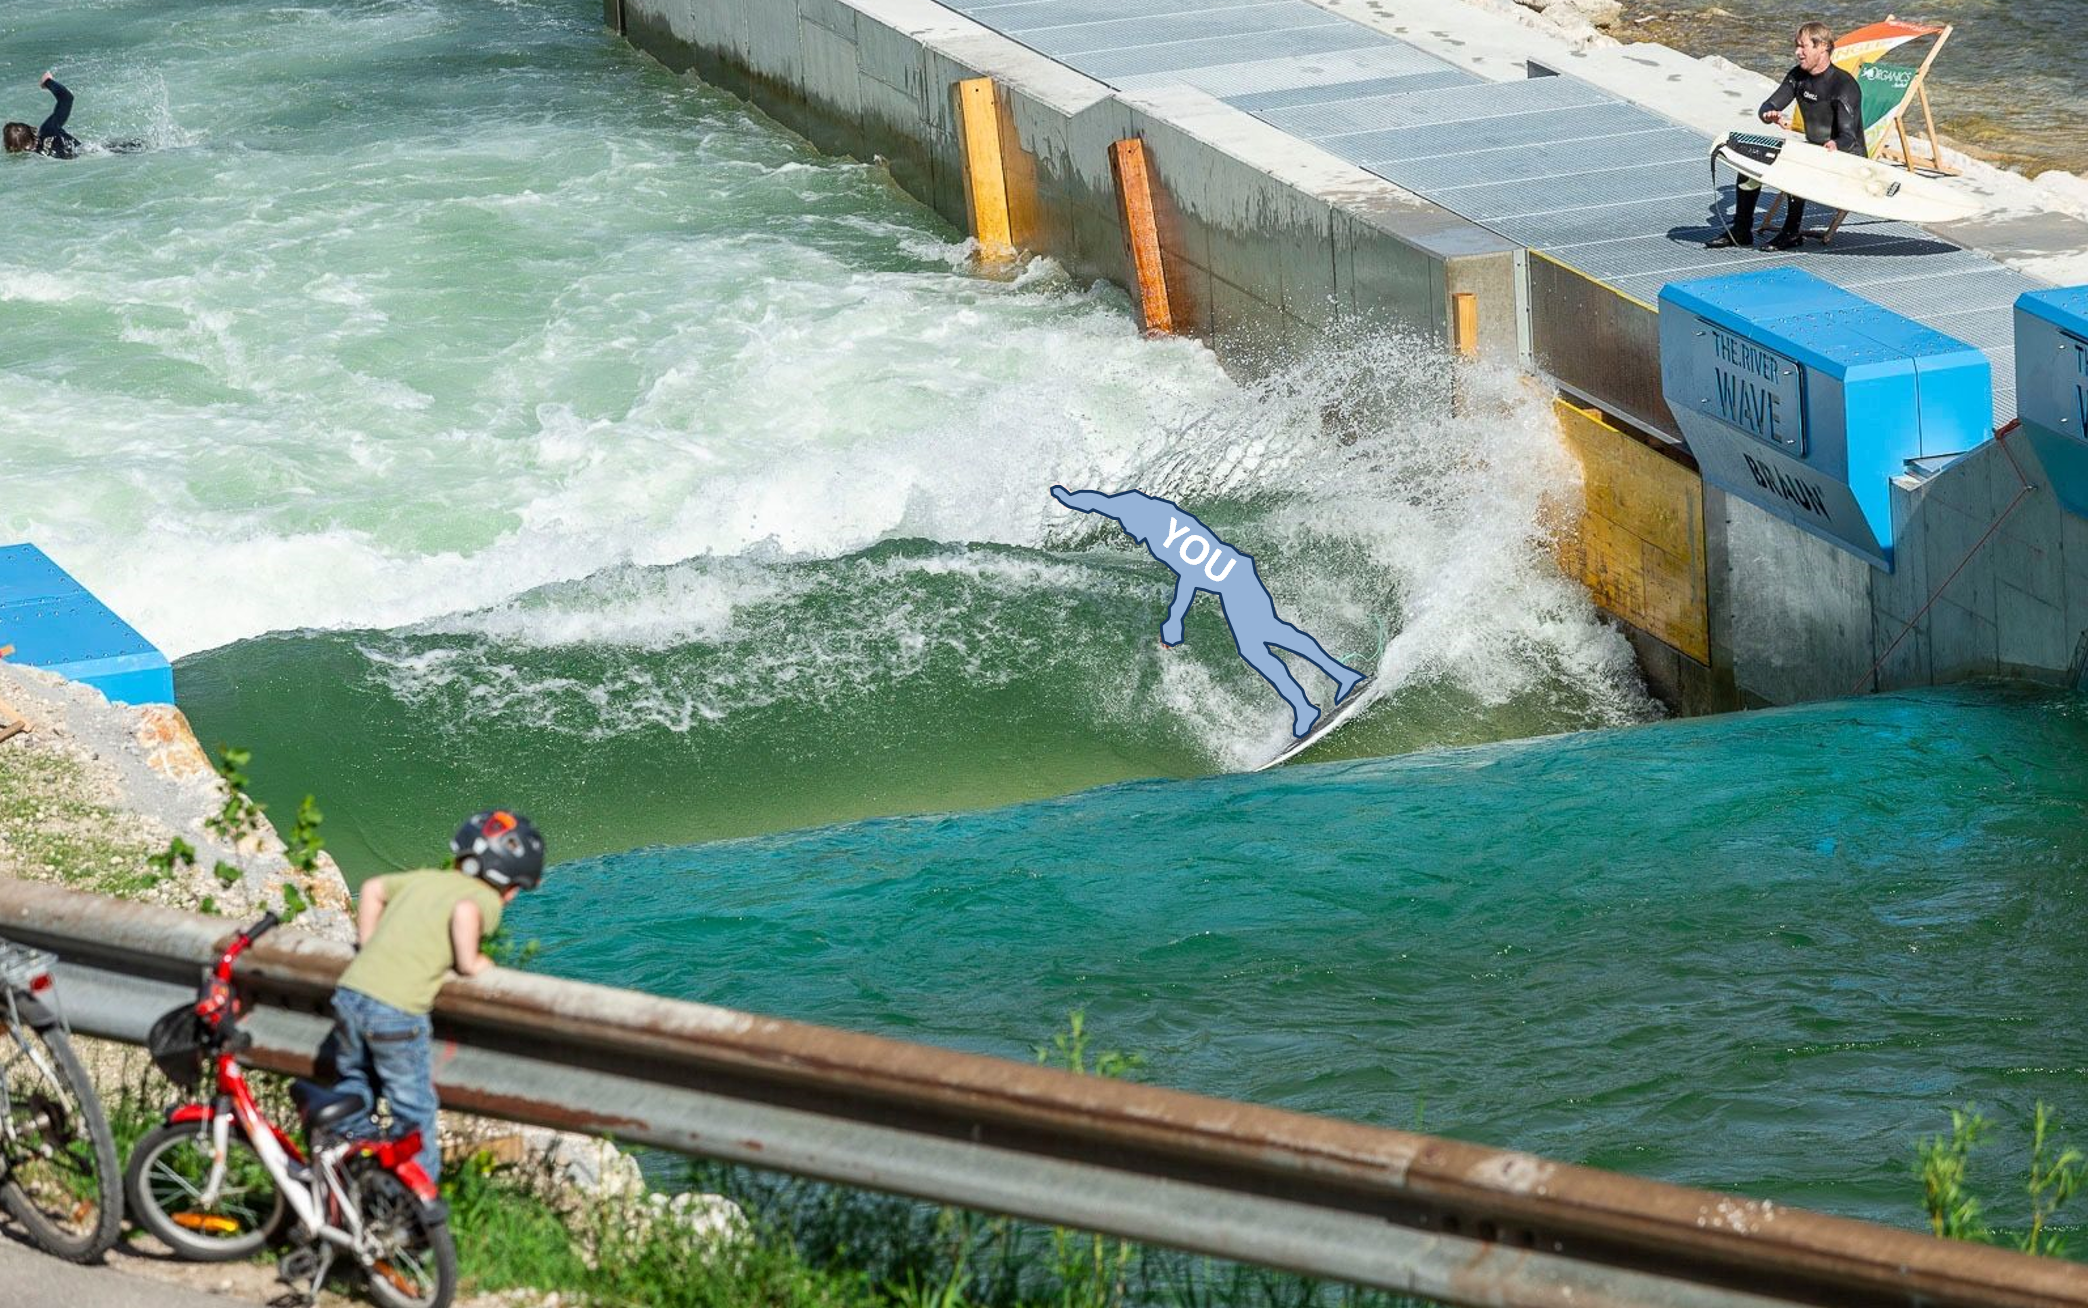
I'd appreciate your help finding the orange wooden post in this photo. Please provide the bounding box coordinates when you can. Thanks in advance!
[1452,292,1479,358]
[1108,137,1173,335]
[956,78,1015,263]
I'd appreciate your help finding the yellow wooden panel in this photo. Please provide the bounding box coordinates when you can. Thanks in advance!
[1553,399,1709,663]
[956,78,1014,262]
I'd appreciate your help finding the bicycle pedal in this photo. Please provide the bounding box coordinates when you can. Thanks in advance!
[275,1243,334,1305]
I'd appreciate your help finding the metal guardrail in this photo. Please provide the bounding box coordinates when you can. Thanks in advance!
[3,879,2081,1308]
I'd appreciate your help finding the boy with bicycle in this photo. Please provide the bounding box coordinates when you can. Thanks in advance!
[324,810,546,1183]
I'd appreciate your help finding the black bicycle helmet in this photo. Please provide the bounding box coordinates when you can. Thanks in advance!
[451,809,546,891]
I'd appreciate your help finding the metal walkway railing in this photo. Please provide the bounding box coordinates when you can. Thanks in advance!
[2,878,2081,1308]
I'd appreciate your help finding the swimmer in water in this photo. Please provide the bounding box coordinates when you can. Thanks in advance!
[5,72,143,158]
[5,72,82,159]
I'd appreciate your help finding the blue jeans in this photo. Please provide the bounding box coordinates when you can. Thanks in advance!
[321,989,441,1182]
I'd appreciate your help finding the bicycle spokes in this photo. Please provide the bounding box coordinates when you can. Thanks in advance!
[144,1135,279,1241]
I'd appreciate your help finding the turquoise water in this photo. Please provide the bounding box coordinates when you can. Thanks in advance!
[517,683,2088,1231]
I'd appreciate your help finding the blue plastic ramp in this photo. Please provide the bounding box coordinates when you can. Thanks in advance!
[0,543,174,706]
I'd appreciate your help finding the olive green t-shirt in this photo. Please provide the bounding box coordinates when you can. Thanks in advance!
[338,869,504,1016]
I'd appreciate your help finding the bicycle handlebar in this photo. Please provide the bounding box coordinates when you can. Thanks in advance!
[213,912,281,981]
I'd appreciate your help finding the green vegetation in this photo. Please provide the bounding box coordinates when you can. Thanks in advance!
[0,746,162,897]
[1916,1102,2084,1256]
[147,837,196,876]
[285,794,327,874]
[483,925,543,969]
[205,745,267,844]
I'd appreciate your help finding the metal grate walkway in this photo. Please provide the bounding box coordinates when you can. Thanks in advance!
[938,0,2031,423]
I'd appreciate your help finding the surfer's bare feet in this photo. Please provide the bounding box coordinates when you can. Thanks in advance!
[1704,231,1753,250]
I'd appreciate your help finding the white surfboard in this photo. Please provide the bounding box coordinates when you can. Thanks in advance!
[1251,619,1387,772]
[1253,676,1376,772]
[1713,131,1980,225]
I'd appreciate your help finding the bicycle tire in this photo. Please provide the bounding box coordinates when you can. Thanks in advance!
[124,1120,289,1261]
[0,1015,122,1262]
[357,1166,457,1308]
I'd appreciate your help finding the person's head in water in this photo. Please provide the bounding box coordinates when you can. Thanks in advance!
[2,122,34,154]
[1794,21,1835,74]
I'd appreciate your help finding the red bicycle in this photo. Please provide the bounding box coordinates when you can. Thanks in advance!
[124,913,457,1308]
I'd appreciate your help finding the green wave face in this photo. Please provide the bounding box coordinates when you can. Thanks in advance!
[178,531,1648,878]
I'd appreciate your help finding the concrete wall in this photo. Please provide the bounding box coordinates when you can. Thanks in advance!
[609,0,1518,366]
[1868,431,2088,691]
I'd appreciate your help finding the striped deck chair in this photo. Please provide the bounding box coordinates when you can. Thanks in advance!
[1761,18,1954,243]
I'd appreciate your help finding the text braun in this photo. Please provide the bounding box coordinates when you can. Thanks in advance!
[1162,518,1238,582]
[1711,329,1790,445]
[1743,453,1830,520]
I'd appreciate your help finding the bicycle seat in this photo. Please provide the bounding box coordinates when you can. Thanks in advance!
[290,1079,370,1136]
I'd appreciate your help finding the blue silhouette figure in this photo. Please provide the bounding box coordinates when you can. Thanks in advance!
[1052,486,1366,737]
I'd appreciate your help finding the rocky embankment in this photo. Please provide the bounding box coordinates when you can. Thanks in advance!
[0,659,740,1304]
[0,660,354,933]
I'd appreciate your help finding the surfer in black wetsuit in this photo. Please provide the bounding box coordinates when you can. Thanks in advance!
[1706,22,1864,251]
[5,72,83,159]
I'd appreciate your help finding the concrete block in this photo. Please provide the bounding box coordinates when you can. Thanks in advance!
[1721,497,1874,704]
[1210,273,1288,368]
[2063,505,2088,588]
[797,18,864,141]
[1340,221,1440,338]
[1445,251,1519,361]
[1271,191,1338,328]
[1928,595,1999,680]
[1995,580,2069,676]
[858,12,928,96]
[1869,608,1932,689]
[1991,517,2061,608]
[856,66,927,141]
[1918,496,1997,632]
[1873,478,1931,628]
[799,0,857,38]
[742,0,805,81]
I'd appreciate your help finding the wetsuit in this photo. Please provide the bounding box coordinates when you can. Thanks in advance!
[34,78,80,159]
[1763,63,1865,156]
[1726,62,1863,245]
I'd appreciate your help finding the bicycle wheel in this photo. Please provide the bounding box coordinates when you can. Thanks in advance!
[356,1166,456,1308]
[124,1120,288,1260]
[0,1014,122,1261]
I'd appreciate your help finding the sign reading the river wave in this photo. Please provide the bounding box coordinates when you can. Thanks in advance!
[1692,320,1808,454]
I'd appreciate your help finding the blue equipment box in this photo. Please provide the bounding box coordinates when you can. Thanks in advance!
[1659,267,1992,570]
[0,543,174,706]
[2014,286,2088,518]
